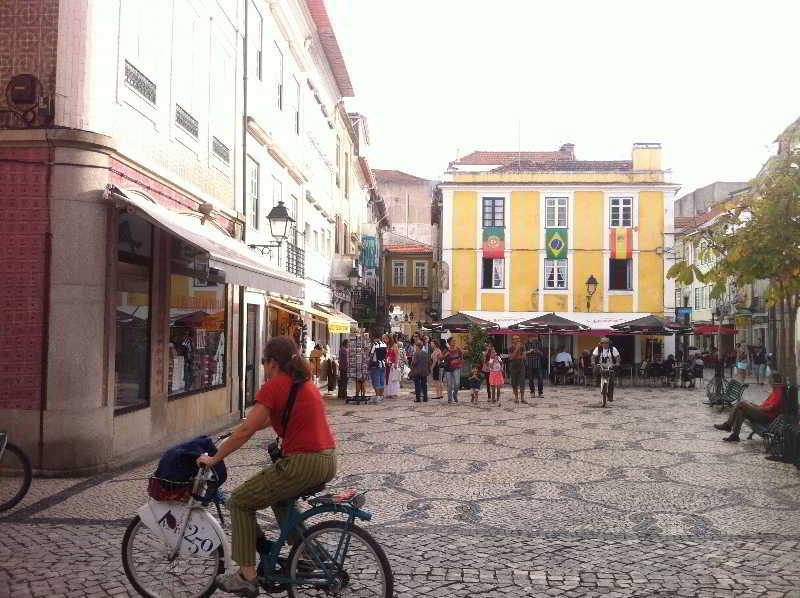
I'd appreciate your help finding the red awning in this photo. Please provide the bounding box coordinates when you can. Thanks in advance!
[694,324,737,335]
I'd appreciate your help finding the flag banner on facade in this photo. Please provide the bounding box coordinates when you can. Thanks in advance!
[482,226,505,258]
[361,236,377,271]
[545,228,568,259]
[609,228,632,259]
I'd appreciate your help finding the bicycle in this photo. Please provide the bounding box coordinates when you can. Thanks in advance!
[704,363,728,405]
[0,430,33,513]
[597,364,616,407]
[121,433,393,598]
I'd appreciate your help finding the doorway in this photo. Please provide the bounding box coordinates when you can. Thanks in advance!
[609,335,635,364]
[245,304,259,406]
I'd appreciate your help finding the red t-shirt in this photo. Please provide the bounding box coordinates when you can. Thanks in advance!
[761,384,784,420]
[255,373,336,455]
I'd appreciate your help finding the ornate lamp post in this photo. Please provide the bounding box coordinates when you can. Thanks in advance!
[586,274,598,312]
[248,201,294,257]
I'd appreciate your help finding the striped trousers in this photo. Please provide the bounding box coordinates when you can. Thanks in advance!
[229,449,337,567]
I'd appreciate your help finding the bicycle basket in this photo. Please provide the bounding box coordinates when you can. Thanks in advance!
[147,476,193,502]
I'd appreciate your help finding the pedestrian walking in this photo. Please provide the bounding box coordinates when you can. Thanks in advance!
[309,344,323,385]
[338,339,349,399]
[481,346,492,400]
[368,333,387,402]
[509,335,528,404]
[487,347,504,406]
[443,337,464,404]
[468,365,482,404]
[410,338,431,402]
[735,342,749,383]
[753,343,767,385]
[430,340,444,400]
[525,343,545,397]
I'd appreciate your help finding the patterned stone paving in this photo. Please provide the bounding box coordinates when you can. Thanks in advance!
[2,381,800,597]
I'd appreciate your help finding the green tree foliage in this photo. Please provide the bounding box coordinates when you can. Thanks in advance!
[463,324,490,368]
[667,122,800,381]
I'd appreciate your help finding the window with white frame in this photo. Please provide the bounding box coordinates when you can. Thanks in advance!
[545,197,568,227]
[246,156,259,229]
[172,0,202,138]
[609,197,632,227]
[314,230,319,252]
[274,43,283,110]
[481,258,504,289]
[121,0,161,105]
[675,288,682,308]
[392,260,406,287]
[609,258,632,291]
[293,77,301,135]
[251,1,262,80]
[414,261,427,288]
[344,152,350,198]
[544,259,567,289]
[210,34,234,165]
[272,176,282,207]
[335,136,341,188]
[482,197,504,228]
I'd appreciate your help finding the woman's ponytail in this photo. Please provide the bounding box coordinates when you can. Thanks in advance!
[264,336,311,383]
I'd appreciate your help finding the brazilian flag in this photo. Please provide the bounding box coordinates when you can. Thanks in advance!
[546,228,568,259]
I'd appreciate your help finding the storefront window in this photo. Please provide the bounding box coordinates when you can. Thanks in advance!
[115,213,153,413]
[168,238,227,397]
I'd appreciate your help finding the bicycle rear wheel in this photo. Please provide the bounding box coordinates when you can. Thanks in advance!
[121,515,223,598]
[286,519,393,598]
[0,442,32,512]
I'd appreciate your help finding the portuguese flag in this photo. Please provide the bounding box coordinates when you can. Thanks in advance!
[545,228,568,259]
[482,226,504,258]
[610,228,632,259]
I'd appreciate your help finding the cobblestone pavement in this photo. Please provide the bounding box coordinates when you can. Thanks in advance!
[3,380,800,597]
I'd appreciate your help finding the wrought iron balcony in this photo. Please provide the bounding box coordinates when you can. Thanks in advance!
[286,242,304,278]
[124,60,156,104]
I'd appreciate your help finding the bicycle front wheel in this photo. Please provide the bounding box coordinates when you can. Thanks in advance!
[286,520,393,598]
[121,515,223,598]
[0,442,32,512]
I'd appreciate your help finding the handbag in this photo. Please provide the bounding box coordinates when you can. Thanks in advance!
[267,381,301,464]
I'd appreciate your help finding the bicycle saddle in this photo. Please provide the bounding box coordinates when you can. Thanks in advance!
[296,482,326,500]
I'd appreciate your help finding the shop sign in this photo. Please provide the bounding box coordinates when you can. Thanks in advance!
[675,307,692,327]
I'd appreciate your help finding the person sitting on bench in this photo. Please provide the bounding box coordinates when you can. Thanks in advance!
[714,373,784,442]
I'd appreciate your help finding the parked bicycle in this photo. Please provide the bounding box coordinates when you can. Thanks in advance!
[122,433,393,598]
[0,430,33,513]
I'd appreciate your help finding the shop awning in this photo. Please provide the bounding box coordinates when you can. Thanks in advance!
[512,313,589,332]
[694,324,737,335]
[107,185,303,297]
[269,298,355,333]
[454,311,673,335]
[313,304,358,334]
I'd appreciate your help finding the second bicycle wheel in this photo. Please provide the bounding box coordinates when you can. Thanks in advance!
[121,515,223,598]
[286,519,393,598]
[0,442,32,512]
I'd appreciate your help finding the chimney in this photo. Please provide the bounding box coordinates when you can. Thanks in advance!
[632,142,662,171]
[559,143,575,159]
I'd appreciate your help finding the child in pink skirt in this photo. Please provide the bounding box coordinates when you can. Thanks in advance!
[487,347,504,405]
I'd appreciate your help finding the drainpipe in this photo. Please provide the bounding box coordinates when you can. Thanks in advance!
[238,0,249,419]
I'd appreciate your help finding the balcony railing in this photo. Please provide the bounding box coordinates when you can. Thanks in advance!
[286,242,304,278]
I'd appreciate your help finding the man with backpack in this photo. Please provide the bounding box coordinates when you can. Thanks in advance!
[591,337,620,401]
[368,332,387,403]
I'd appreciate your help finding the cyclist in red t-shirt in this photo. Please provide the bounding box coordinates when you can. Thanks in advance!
[197,336,337,596]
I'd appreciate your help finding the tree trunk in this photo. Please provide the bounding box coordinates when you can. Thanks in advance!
[778,297,789,384]
[787,294,798,385]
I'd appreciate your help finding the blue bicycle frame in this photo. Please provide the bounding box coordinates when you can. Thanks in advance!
[258,498,372,587]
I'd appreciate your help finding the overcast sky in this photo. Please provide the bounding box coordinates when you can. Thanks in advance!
[328,0,800,196]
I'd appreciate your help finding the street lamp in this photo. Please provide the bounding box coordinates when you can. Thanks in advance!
[586,274,598,312]
[348,266,360,288]
[249,201,294,256]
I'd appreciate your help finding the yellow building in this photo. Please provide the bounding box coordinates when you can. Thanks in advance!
[383,244,435,334]
[441,143,680,361]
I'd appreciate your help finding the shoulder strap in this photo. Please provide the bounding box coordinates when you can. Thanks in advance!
[281,381,302,433]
